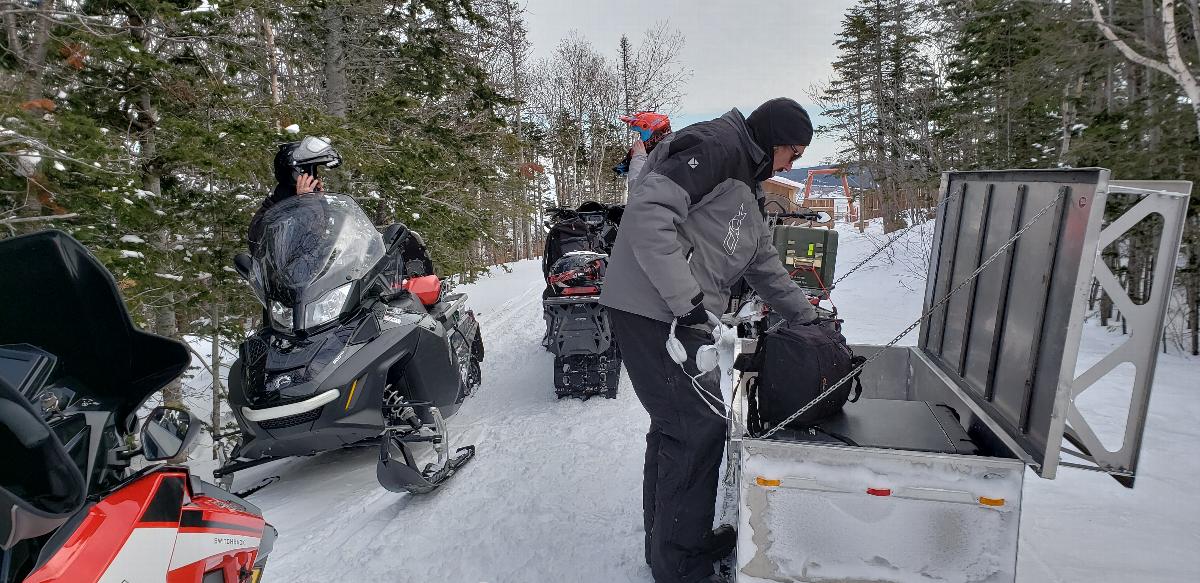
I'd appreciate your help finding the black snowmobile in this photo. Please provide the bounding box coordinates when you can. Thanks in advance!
[541,201,624,399]
[217,193,484,494]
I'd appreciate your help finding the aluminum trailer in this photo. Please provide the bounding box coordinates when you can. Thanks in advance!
[730,169,1191,583]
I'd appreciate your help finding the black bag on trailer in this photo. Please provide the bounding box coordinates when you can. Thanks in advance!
[748,318,865,432]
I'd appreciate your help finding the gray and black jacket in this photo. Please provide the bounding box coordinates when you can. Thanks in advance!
[600,109,816,325]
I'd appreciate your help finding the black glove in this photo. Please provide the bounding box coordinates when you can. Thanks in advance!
[678,294,708,326]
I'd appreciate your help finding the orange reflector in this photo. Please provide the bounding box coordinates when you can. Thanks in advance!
[866,487,892,497]
[344,379,359,411]
[755,477,781,487]
[979,497,1005,507]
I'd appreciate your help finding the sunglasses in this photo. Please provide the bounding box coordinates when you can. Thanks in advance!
[787,145,803,163]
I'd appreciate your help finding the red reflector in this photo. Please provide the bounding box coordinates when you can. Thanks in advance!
[562,286,599,296]
[866,488,892,497]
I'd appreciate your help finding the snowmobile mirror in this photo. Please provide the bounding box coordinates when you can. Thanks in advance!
[140,405,201,462]
[233,253,253,280]
[0,374,86,550]
[383,224,410,248]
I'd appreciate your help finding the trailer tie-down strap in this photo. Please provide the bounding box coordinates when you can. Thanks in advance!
[758,189,1067,440]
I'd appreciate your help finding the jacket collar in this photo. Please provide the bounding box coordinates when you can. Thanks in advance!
[720,108,771,182]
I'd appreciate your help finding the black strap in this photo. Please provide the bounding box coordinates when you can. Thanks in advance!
[746,375,761,436]
[847,355,866,403]
[745,332,772,436]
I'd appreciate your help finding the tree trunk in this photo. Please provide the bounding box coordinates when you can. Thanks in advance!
[156,291,184,407]
[1189,224,1199,355]
[1190,275,1198,355]
[1059,76,1082,163]
[260,11,281,129]
[1188,0,1200,65]
[23,0,56,100]
[4,12,25,69]
[1143,0,1162,150]
[619,35,633,115]
[322,2,348,118]
[210,297,223,459]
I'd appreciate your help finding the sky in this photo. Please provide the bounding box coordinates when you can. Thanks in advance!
[521,0,858,166]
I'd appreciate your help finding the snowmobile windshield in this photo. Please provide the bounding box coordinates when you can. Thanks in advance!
[251,193,384,332]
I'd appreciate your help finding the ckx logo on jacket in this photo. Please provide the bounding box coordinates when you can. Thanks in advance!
[724,203,747,255]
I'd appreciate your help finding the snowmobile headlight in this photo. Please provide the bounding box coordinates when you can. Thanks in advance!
[304,283,353,329]
[270,301,292,332]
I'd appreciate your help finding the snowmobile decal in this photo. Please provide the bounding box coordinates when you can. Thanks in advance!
[24,471,269,583]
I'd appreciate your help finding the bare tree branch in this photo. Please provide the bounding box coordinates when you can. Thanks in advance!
[1085,0,1200,141]
[1085,0,1175,76]
[0,212,79,225]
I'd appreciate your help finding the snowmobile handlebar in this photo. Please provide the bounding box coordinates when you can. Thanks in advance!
[762,200,825,222]
[772,211,822,220]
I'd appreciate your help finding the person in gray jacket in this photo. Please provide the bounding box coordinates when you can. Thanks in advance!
[600,97,817,583]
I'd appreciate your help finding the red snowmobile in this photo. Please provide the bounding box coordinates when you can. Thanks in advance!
[0,230,275,583]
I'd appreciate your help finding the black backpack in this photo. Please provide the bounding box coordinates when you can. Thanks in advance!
[747,319,866,433]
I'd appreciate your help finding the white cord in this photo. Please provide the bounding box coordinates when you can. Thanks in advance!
[685,370,730,420]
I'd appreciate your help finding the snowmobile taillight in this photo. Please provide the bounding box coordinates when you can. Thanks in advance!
[755,476,780,487]
[978,496,1005,507]
[866,487,892,497]
[562,286,599,296]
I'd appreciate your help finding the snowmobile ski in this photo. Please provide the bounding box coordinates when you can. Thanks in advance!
[235,476,280,498]
[377,404,475,494]
[378,434,476,494]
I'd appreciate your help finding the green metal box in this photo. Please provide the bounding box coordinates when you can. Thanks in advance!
[771,225,838,295]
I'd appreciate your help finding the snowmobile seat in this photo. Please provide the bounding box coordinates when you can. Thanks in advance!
[403,275,443,307]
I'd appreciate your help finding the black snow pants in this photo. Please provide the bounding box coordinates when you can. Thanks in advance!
[609,308,727,583]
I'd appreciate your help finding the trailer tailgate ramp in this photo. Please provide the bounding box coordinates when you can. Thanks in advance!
[919,170,1189,482]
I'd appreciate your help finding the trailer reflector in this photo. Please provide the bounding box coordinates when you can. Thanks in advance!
[755,476,780,487]
[866,487,892,497]
[979,496,1006,507]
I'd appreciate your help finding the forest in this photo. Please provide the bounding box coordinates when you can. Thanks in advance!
[814,0,1199,354]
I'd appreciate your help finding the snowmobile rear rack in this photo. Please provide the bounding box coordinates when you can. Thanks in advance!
[542,295,600,305]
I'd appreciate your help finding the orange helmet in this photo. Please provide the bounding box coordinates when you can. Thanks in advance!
[619,112,671,141]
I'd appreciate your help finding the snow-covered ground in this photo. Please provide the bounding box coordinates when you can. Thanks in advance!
[207,219,1197,583]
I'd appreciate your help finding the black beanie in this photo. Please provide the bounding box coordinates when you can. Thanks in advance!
[273,142,299,186]
[269,142,300,203]
[746,98,814,152]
